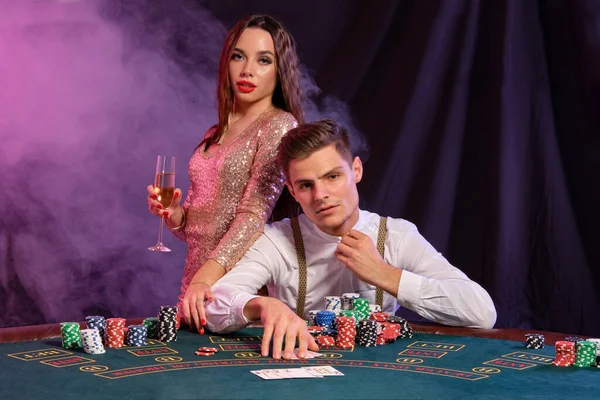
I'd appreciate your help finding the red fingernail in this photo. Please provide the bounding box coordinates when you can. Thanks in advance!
[157,204,162,209]
[208,297,213,302]
[152,194,158,200]
[199,327,205,335]
[174,192,179,198]
[201,319,206,326]
[163,211,169,217]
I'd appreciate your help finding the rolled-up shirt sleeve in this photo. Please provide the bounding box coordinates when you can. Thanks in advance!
[205,287,259,334]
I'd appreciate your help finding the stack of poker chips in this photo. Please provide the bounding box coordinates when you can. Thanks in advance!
[143,317,159,339]
[105,318,126,348]
[80,328,106,354]
[369,312,391,345]
[357,320,379,347]
[573,341,597,367]
[60,322,83,349]
[195,346,220,356]
[525,333,545,349]
[85,316,107,344]
[552,341,577,367]
[341,293,359,310]
[307,310,320,326]
[315,310,336,332]
[158,306,178,342]
[369,312,388,323]
[368,304,382,313]
[125,325,148,347]
[339,310,360,325]
[325,296,342,312]
[307,326,324,336]
[307,312,411,350]
[316,335,336,349]
[586,338,600,367]
[351,298,370,321]
[335,316,356,349]
[378,322,401,345]
[565,336,584,344]
[388,315,414,338]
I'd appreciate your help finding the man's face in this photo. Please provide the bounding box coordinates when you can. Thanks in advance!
[286,144,362,236]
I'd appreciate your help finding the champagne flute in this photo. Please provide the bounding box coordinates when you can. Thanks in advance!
[148,155,176,252]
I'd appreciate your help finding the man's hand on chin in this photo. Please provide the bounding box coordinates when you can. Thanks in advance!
[244,297,318,359]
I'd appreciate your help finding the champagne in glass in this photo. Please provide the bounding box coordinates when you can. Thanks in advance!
[148,155,175,252]
[155,172,175,209]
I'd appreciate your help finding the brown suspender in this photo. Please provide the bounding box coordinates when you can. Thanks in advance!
[291,216,387,318]
[375,217,387,307]
[291,217,308,318]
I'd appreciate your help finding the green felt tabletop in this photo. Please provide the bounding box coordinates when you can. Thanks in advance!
[0,328,598,400]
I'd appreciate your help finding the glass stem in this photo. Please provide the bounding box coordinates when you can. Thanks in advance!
[158,215,165,244]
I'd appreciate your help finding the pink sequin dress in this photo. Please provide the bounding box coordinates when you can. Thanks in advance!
[169,109,297,310]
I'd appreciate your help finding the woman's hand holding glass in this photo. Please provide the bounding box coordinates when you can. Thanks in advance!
[146,184,184,226]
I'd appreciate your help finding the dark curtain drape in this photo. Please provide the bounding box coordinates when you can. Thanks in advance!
[2,0,598,335]
[203,0,600,334]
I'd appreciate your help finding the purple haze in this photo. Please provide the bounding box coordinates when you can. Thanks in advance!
[0,1,367,327]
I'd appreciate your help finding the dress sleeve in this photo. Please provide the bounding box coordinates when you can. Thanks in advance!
[208,113,298,270]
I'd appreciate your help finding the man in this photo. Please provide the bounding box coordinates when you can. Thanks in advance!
[204,119,497,359]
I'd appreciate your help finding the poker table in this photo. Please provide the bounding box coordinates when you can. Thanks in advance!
[1,320,598,400]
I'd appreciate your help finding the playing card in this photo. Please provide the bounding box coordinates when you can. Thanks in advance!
[302,366,344,376]
[251,368,323,379]
[287,348,324,359]
[250,370,283,380]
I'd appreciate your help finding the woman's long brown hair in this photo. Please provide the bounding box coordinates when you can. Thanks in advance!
[202,14,304,149]
[202,15,304,221]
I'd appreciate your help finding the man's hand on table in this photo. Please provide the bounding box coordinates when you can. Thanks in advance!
[244,297,318,359]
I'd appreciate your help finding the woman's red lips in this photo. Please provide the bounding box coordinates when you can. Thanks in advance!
[237,80,256,93]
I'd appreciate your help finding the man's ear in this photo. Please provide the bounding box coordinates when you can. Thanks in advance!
[352,156,363,183]
[285,180,297,200]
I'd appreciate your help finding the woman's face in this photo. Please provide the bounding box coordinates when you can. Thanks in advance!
[228,27,278,108]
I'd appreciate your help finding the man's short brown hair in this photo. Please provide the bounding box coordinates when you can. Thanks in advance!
[277,119,353,178]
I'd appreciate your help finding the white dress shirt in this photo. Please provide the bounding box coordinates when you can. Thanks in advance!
[205,210,497,333]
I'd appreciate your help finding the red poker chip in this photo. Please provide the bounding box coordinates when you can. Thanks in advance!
[198,347,219,352]
[195,351,215,356]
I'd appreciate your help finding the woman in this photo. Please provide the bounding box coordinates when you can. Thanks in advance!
[146,14,303,332]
